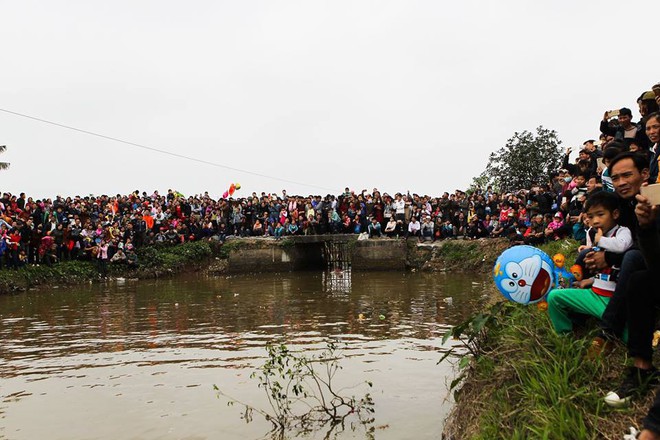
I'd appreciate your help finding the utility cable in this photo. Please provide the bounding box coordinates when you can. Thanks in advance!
[0,107,338,193]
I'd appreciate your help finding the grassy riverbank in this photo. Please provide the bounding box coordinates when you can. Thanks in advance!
[0,240,217,294]
[0,237,525,294]
[409,238,511,272]
[444,240,655,440]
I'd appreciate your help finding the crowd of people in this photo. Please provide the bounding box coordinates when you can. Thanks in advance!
[0,90,659,274]
[1,78,660,435]
[539,84,660,440]
[0,179,609,272]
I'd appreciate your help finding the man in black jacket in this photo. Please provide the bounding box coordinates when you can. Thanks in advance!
[584,153,648,350]
[614,185,660,438]
[593,153,660,409]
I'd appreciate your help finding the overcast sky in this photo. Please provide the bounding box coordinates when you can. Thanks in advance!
[1,0,657,199]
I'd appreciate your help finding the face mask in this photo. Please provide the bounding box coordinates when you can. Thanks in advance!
[564,177,572,183]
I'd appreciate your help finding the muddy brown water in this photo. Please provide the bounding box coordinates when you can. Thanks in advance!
[0,270,489,440]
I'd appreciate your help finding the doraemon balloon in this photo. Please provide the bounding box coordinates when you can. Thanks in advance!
[493,245,554,304]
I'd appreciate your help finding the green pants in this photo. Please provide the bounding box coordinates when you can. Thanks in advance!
[546,288,610,334]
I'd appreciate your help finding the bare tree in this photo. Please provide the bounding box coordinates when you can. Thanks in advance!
[0,146,9,170]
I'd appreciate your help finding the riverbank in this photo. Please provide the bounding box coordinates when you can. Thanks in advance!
[443,240,655,440]
[3,235,643,436]
[0,237,509,294]
[0,240,218,294]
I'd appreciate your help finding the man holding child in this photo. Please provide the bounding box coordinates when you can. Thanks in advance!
[545,114,660,438]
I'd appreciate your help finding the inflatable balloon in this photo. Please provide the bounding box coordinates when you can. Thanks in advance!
[235,183,241,190]
[552,253,566,269]
[222,191,229,199]
[569,264,583,282]
[553,266,575,289]
[229,184,236,196]
[493,245,554,304]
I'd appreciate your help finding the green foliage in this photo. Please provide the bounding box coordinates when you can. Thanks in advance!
[439,302,510,388]
[0,241,215,293]
[0,260,98,290]
[444,300,629,439]
[216,240,246,259]
[436,241,481,263]
[137,241,213,269]
[468,172,492,195]
[477,126,563,193]
[539,238,580,268]
[470,306,610,439]
[215,340,375,438]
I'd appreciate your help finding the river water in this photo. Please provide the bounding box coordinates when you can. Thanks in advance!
[0,270,488,440]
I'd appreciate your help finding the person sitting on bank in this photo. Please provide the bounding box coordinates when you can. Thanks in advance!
[384,217,397,238]
[110,248,127,264]
[407,217,421,238]
[420,215,435,241]
[546,191,632,335]
[125,244,138,267]
[368,217,382,238]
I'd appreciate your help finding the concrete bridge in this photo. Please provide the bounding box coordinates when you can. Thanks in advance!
[223,235,408,273]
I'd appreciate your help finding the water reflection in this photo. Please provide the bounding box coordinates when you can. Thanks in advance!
[0,270,488,440]
[322,268,352,294]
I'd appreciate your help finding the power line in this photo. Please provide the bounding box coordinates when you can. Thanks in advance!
[0,107,338,193]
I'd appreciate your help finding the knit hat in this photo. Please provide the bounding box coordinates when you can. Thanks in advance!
[641,91,656,101]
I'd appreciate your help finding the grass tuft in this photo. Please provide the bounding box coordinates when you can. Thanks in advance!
[444,240,656,439]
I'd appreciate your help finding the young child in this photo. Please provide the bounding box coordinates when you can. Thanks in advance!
[545,212,565,241]
[546,191,633,334]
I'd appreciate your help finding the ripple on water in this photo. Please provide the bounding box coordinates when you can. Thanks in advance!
[0,270,485,440]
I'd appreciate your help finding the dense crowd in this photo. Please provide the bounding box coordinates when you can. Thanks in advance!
[0,182,587,272]
[1,87,659,275]
[540,86,660,438]
[3,81,660,436]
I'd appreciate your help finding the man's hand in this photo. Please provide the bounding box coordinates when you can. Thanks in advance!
[603,111,610,121]
[585,250,607,271]
[566,147,572,155]
[635,193,659,228]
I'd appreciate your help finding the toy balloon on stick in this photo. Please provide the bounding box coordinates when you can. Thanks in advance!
[229,183,236,196]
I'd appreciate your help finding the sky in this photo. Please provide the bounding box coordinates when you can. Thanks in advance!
[1,0,658,200]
